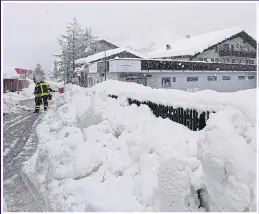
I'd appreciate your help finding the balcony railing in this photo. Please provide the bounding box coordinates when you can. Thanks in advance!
[219,50,256,58]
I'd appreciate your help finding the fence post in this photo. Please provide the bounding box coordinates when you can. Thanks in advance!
[199,112,206,130]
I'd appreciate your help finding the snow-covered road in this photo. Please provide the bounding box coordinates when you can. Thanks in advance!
[3,99,42,212]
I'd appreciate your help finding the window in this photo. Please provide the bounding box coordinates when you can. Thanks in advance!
[215,58,219,63]
[238,76,245,80]
[88,77,93,85]
[248,76,255,80]
[187,77,198,82]
[198,58,203,61]
[223,59,226,63]
[211,58,215,62]
[246,60,254,65]
[231,45,234,51]
[161,77,171,87]
[239,59,242,64]
[223,44,230,50]
[203,58,208,62]
[208,76,217,81]
[236,43,239,48]
[215,46,218,52]
[226,58,229,63]
[232,59,236,63]
[222,76,231,80]
[172,77,176,82]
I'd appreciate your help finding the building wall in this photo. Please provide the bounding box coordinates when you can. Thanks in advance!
[143,71,256,92]
[86,71,256,92]
[193,36,256,64]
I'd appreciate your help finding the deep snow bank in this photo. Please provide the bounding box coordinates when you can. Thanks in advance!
[3,79,35,114]
[91,80,257,125]
[198,107,257,211]
[23,82,257,212]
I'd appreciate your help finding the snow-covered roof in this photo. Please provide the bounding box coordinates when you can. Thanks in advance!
[3,65,20,79]
[75,48,144,65]
[147,27,248,59]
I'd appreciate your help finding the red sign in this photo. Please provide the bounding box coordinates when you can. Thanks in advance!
[15,68,28,74]
[76,72,81,77]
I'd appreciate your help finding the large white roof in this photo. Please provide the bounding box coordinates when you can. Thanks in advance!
[75,48,144,65]
[147,27,245,58]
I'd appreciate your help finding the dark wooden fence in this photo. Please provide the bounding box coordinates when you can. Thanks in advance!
[109,95,213,131]
[3,79,29,93]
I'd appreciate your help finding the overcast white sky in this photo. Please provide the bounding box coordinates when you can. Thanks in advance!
[3,2,257,72]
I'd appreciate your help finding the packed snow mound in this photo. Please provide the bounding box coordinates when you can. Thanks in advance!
[91,80,256,125]
[3,79,35,114]
[198,108,257,212]
[23,83,256,212]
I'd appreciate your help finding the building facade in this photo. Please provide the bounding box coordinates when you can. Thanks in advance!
[148,28,257,66]
[88,58,257,92]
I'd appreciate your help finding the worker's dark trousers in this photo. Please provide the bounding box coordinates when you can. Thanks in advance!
[42,95,48,111]
[35,96,41,113]
[35,95,48,112]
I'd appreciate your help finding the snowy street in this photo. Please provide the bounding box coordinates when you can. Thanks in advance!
[2,2,257,212]
[3,99,42,212]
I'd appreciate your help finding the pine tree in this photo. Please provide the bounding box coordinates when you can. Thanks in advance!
[33,63,45,83]
[57,17,95,84]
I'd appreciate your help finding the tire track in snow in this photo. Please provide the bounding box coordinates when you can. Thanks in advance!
[3,99,43,212]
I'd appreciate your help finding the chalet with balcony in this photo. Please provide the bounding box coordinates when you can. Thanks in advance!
[148,28,257,65]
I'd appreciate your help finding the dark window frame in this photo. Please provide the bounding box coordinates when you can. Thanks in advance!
[222,76,231,80]
[238,76,245,80]
[223,44,230,50]
[187,76,199,82]
[207,76,217,81]
[161,77,171,88]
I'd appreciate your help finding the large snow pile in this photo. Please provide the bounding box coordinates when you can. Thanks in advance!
[3,79,35,114]
[91,80,256,125]
[23,82,256,212]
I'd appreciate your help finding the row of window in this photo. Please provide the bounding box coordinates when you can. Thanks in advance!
[198,58,254,64]
[216,43,251,52]
[161,75,255,87]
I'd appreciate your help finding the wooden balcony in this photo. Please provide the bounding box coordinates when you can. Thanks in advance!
[219,50,256,58]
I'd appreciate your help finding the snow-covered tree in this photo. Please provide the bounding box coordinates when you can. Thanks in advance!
[52,60,60,80]
[33,63,45,83]
[57,17,96,84]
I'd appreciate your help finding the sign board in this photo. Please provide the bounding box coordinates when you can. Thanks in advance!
[109,59,141,73]
[15,68,28,74]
